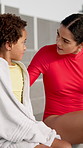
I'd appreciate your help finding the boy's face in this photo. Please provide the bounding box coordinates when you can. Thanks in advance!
[10,29,27,61]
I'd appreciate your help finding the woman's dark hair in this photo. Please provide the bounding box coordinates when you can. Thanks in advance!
[0,13,27,47]
[61,13,83,45]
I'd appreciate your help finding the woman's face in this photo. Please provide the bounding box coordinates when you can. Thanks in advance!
[56,24,82,55]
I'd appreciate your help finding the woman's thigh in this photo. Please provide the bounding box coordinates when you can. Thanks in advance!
[44,110,83,144]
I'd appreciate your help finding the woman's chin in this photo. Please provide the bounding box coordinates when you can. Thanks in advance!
[57,49,64,55]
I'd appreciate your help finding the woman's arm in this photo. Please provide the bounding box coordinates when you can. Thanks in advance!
[28,46,48,86]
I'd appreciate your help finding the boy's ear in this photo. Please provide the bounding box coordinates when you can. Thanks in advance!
[5,41,12,51]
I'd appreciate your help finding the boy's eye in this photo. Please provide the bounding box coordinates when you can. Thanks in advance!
[23,40,26,45]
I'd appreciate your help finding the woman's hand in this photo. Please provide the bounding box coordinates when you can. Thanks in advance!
[35,138,72,148]
[35,144,52,148]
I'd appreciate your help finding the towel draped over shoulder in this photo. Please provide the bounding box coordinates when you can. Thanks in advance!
[0,58,60,148]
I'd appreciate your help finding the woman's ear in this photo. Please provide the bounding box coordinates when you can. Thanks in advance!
[77,42,83,52]
[81,42,83,48]
[79,42,83,49]
[5,41,12,51]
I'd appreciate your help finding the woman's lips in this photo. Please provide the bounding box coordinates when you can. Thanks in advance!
[57,47,63,50]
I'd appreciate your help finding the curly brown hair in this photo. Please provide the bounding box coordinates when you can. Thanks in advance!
[0,13,27,47]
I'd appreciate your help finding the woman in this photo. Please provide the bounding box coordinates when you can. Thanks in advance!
[28,13,83,144]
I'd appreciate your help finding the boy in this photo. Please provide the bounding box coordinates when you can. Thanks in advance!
[0,13,71,148]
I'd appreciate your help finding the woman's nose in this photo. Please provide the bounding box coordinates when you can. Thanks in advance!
[56,37,61,46]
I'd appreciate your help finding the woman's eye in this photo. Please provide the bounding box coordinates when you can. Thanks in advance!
[63,39,70,44]
[64,40,67,43]
[57,31,59,37]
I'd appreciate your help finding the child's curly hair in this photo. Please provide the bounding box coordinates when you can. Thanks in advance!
[0,13,27,47]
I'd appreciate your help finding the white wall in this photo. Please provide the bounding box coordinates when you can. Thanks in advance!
[1,0,83,21]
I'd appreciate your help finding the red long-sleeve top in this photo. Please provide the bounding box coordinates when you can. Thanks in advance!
[28,44,83,120]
